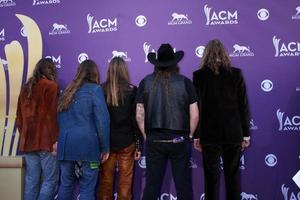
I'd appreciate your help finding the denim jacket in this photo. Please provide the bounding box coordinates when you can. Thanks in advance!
[57,83,110,161]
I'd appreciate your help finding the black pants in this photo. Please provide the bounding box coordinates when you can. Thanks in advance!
[142,140,193,200]
[202,144,241,200]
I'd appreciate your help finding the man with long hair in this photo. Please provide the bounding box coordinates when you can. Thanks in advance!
[16,58,59,200]
[56,60,110,200]
[193,39,251,200]
[98,57,142,200]
[136,43,199,200]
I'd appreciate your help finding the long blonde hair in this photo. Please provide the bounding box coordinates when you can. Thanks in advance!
[103,57,130,107]
[58,60,100,112]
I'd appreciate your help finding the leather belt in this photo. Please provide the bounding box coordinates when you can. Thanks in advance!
[152,136,186,143]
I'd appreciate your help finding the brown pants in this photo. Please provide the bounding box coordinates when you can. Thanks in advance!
[98,143,135,200]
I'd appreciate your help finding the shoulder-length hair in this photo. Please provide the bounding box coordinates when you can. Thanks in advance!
[103,57,130,107]
[200,39,231,74]
[57,59,99,112]
[24,58,57,98]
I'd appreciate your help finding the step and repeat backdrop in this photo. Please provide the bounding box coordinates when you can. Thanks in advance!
[0,0,300,199]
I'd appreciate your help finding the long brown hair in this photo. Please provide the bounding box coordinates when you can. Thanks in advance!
[24,58,57,98]
[152,65,179,96]
[200,39,231,75]
[57,59,100,112]
[103,57,130,107]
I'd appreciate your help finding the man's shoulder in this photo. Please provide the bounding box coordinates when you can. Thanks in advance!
[193,68,207,76]
[174,74,192,83]
[38,78,58,90]
[139,73,155,85]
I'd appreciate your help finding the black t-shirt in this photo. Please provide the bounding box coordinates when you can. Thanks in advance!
[136,74,198,140]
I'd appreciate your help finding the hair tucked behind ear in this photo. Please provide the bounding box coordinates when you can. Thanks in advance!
[57,59,100,112]
[24,58,57,98]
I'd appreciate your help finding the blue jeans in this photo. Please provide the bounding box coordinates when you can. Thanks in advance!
[58,161,99,200]
[24,151,58,200]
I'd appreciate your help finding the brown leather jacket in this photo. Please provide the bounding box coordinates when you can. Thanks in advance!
[16,78,59,152]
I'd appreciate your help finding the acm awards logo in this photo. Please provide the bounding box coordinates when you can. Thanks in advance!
[45,55,62,68]
[0,28,5,41]
[292,6,300,20]
[250,119,258,130]
[204,4,238,25]
[49,23,71,35]
[33,0,60,6]
[87,14,117,33]
[273,36,300,57]
[229,44,254,57]
[159,193,177,200]
[281,184,300,200]
[0,14,43,156]
[168,12,192,25]
[0,0,16,7]
[143,42,155,63]
[277,109,300,131]
[189,157,198,169]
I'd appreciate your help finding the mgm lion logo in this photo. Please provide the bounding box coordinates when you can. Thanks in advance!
[52,23,67,31]
[112,50,128,59]
[108,50,131,63]
[168,12,192,25]
[230,44,254,57]
[49,23,70,35]
[0,0,13,3]
[233,44,251,53]
[241,192,258,200]
[171,13,189,22]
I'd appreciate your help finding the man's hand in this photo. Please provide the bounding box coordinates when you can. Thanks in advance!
[241,140,250,151]
[100,152,110,163]
[51,142,57,156]
[193,138,202,152]
[134,150,141,161]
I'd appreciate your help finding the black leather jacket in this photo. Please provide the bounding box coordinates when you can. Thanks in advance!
[137,73,195,134]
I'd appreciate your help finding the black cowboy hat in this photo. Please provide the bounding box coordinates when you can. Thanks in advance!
[147,43,184,67]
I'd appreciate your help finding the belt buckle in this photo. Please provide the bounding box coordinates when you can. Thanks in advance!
[172,136,184,143]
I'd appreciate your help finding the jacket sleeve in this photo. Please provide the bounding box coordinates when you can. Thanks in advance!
[45,83,59,143]
[16,92,23,133]
[93,86,110,153]
[192,72,201,139]
[237,70,250,137]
